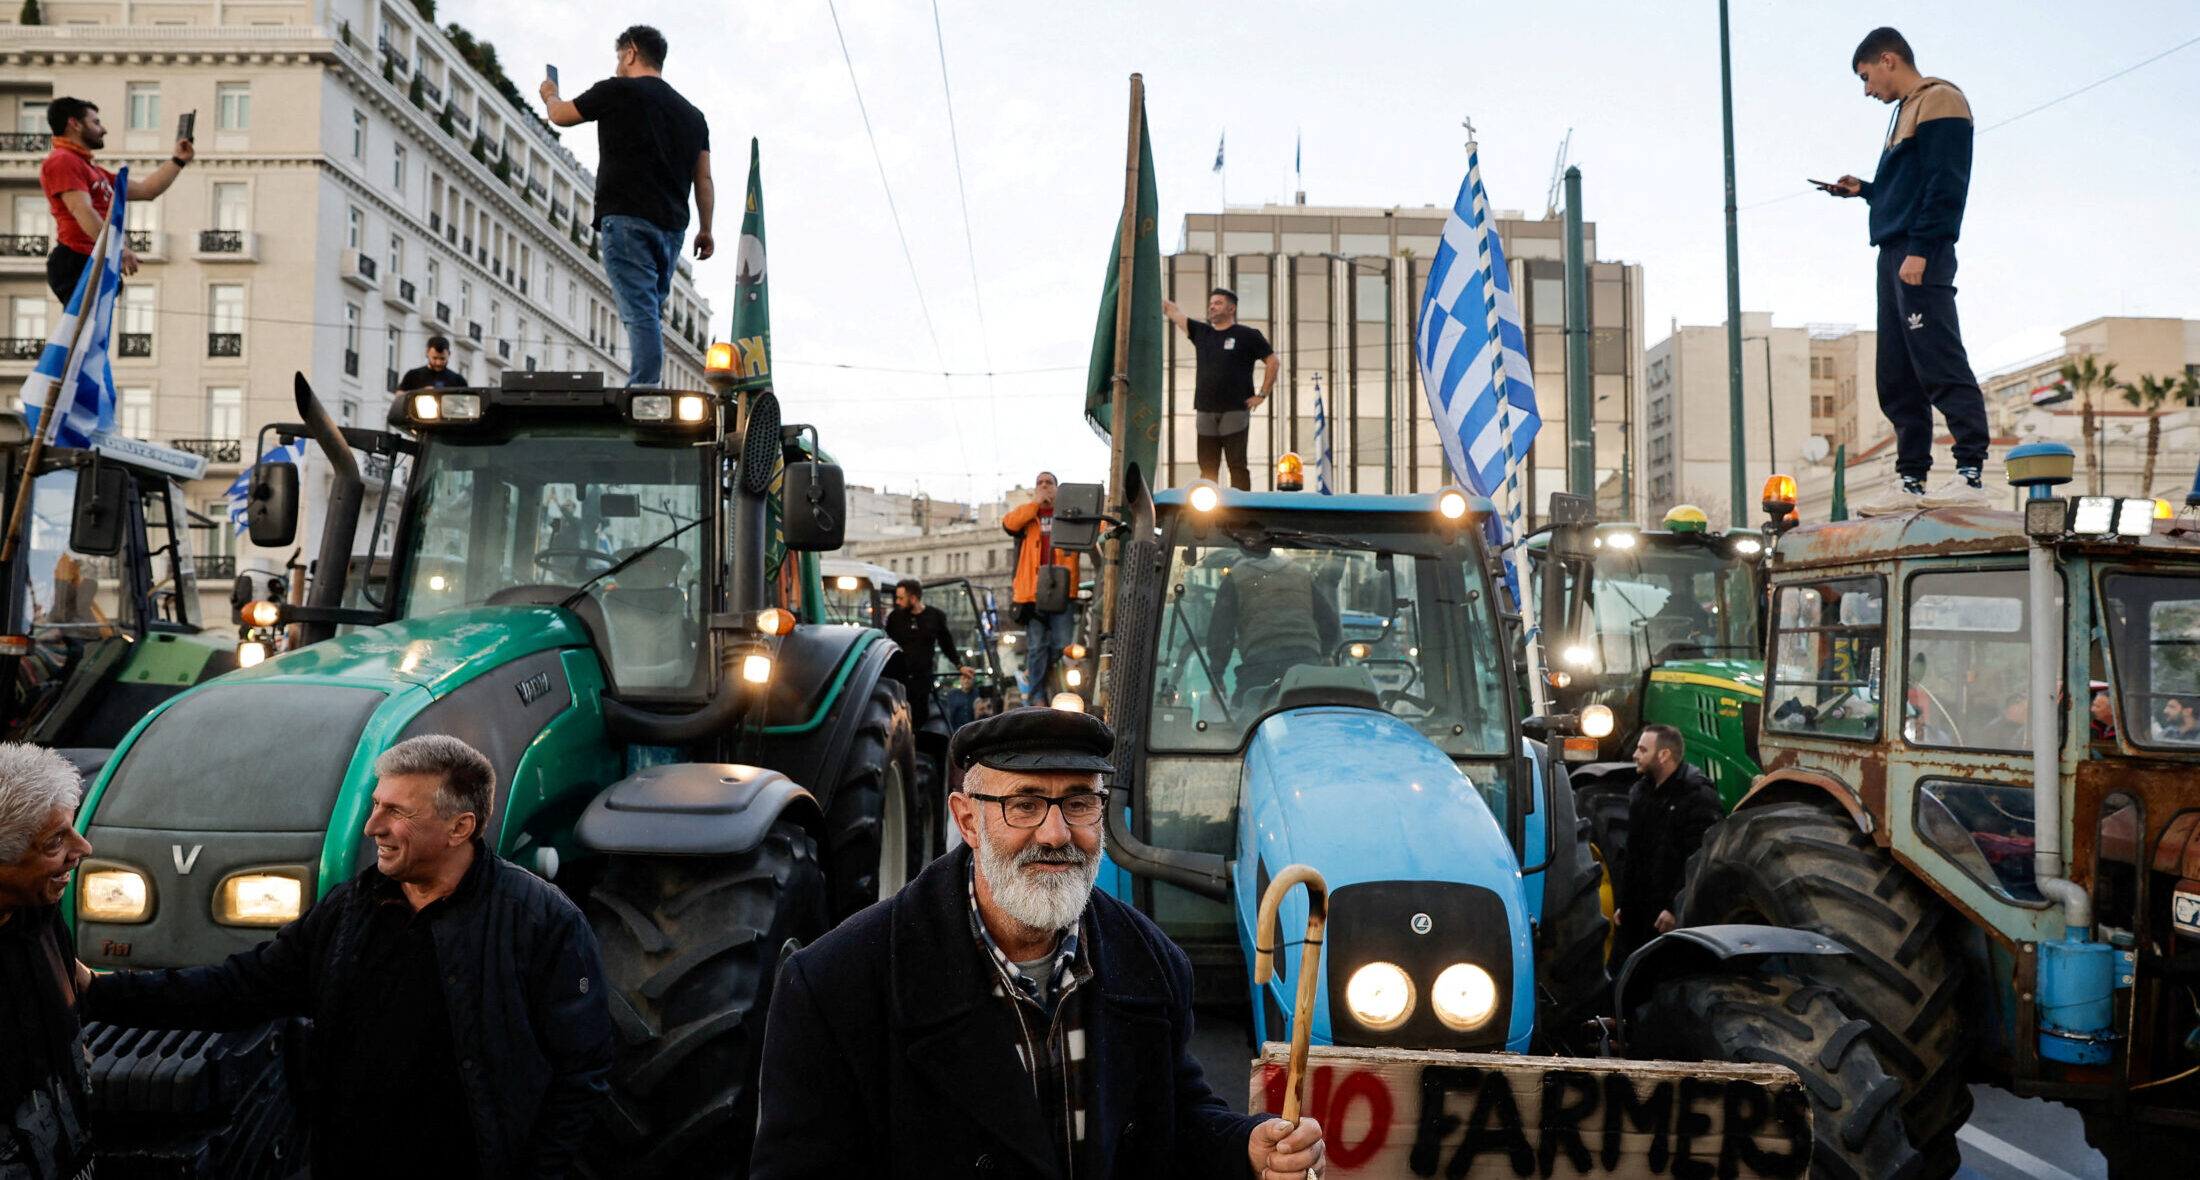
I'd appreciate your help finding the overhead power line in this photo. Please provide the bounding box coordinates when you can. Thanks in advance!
[930,0,1001,460]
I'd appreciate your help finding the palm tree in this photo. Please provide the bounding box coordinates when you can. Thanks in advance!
[2120,373,2177,497]
[2059,356,2119,494]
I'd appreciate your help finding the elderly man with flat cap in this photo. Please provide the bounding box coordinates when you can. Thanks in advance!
[752,707,1324,1179]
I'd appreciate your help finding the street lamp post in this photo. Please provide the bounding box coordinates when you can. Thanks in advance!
[1322,252,1393,493]
[1719,0,1747,527]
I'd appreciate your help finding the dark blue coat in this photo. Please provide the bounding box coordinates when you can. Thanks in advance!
[83,846,611,1178]
[751,844,1263,1179]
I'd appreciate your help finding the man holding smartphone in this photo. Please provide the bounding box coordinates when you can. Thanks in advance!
[38,97,193,302]
[539,25,712,388]
[1819,27,1989,515]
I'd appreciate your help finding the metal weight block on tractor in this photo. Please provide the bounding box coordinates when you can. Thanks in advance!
[2,414,237,771]
[1613,444,2200,1180]
[1523,499,1771,902]
[66,368,945,1177]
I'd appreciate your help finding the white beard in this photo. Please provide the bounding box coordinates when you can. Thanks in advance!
[976,817,1104,935]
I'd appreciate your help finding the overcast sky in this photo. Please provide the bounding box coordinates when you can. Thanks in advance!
[467,0,2200,505]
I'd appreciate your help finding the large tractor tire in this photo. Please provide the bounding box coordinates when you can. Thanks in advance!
[823,678,926,921]
[1679,798,1971,1178]
[1572,774,1634,888]
[1534,774,1612,1052]
[584,822,829,1179]
[1630,973,1922,1180]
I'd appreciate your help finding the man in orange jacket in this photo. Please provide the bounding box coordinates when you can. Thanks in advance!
[1001,472,1080,700]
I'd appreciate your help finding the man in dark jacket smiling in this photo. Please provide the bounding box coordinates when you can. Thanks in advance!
[82,735,611,1179]
[1612,725,1725,964]
[752,707,1324,1179]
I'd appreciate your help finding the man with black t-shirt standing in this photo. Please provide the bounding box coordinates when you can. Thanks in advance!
[398,335,470,393]
[1164,287,1276,490]
[542,25,713,387]
[884,579,972,730]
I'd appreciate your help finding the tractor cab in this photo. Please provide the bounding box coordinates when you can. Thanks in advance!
[820,557,897,626]
[2,417,232,754]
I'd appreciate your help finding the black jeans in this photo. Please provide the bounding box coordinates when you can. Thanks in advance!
[1196,429,1251,490]
[898,673,935,730]
[1875,241,1990,480]
[46,244,92,303]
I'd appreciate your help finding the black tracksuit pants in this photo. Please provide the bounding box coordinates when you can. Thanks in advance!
[1875,240,1991,481]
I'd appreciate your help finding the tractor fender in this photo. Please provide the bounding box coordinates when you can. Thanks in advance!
[1612,923,1852,1021]
[750,628,903,818]
[1735,768,1874,835]
[576,762,824,857]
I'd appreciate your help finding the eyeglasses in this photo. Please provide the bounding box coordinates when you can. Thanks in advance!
[966,791,1109,829]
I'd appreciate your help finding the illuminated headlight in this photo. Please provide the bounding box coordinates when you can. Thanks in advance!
[1732,536,1764,557]
[742,654,774,684]
[1050,691,1086,713]
[236,640,268,668]
[2072,496,2117,535]
[1345,961,1415,1030]
[428,574,449,591]
[2116,498,2155,537]
[1436,489,1469,521]
[1187,480,1221,514]
[675,394,710,423]
[79,866,152,923]
[1348,643,1369,660]
[411,392,442,421]
[1561,645,1595,669]
[1065,667,1083,687]
[631,394,673,422]
[1606,530,1638,550]
[1581,704,1616,738]
[835,575,861,591]
[1430,962,1500,1030]
[1001,633,1018,646]
[213,869,305,927]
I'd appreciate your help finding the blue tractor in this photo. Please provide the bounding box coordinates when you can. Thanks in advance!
[1075,474,1610,1056]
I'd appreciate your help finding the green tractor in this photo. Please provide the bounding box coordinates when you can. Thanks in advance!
[1526,502,1768,892]
[68,371,940,1176]
[2,415,235,766]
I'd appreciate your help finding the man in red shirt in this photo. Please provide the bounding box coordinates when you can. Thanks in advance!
[39,96,193,303]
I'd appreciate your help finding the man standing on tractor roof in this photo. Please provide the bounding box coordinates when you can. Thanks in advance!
[752,708,1326,1179]
[1611,724,1723,965]
[540,24,713,388]
[39,96,192,303]
[400,335,470,392]
[1819,27,1992,516]
[1164,288,1277,491]
[78,735,613,1180]
[1003,472,1080,700]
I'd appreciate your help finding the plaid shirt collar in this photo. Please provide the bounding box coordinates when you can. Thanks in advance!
[966,855,1089,1007]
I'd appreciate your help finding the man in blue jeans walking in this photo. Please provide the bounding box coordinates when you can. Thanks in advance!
[541,25,714,387]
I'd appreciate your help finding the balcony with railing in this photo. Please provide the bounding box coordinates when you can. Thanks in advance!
[1,338,42,361]
[429,301,452,327]
[445,224,458,246]
[462,235,473,255]
[497,339,511,360]
[0,132,46,153]
[343,349,360,377]
[429,210,442,232]
[420,78,443,106]
[385,276,417,312]
[467,321,483,343]
[341,248,380,290]
[207,333,242,358]
[449,105,474,133]
[119,334,151,358]
[171,438,243,464]
[195,229,255,261]
[549,200,567,226]
[195,554,238,580]
[1,233,48,257]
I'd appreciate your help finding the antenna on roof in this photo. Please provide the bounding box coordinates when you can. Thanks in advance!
[1544,128,1573,220]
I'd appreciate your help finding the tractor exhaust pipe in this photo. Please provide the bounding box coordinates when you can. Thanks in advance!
[296,373,363,645]
[2028,541,2090,934]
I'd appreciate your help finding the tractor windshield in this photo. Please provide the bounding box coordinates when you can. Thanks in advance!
[1146,511,1510,758]
[1583,539,1759,675]
[400,424,711,695]
[2100,571,2200,752]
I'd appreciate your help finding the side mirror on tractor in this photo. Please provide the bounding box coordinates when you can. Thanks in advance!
[781,461,846,551]
[246,461,301,548]
[1051,483,1107,552]
[68,461,129,556]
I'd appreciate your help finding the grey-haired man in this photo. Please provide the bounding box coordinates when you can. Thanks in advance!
[81,735,612,1179]
[0,743,97,1179]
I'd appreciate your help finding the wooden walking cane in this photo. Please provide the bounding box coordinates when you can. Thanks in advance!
[1253,864,1328,1125]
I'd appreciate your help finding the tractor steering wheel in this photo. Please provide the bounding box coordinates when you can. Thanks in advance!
[533,547,618,581]
[1380,688,1436,714]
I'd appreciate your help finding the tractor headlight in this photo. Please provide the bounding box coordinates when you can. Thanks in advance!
[1561,645,1595,669]
[835,575,861,591]
[411,392,442,421]
[1050,691,1086,713]
[213,868,306,927]
[675,394,710,423]
[1436,488,1470,521]
[1430,962,1500,1030]
[1581,704,1616,738]
[236,640,269,668]
[1345,961,1415,1030]
[742,654,774,684]
[1187,480,1221,514]
[2072,496,2117,535]
[2116,497,2155,537]
[78,866,152,923]
[1065,667,1083,687]
[1731,536,1764,557]
[630,393,673,422]
[440,393,482,421]
[1605,530,1638,550]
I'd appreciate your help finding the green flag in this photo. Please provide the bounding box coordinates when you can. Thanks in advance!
[1083,104,1163,484]
[729,138,771,393]
[1829,443,1849,522]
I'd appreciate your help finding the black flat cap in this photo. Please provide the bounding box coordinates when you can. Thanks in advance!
[949,706,1116,774]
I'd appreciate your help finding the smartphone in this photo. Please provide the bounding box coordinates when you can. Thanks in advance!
[1807,178,1839,191]
[546,63,559,88]
[178,110,196,142]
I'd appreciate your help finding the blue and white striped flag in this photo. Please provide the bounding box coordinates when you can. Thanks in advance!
[1311,375,1334,495]
[225,440,309,535]
[1213,132,1225,173]
[18,166,127,449]
[1414,147,1539,532]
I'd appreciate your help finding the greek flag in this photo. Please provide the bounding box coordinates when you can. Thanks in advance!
[18,167,127,449]
[1414,147,1539,530]
[224,440,308,536]
[1311,376,1334,495]
[1213,133,1224,173]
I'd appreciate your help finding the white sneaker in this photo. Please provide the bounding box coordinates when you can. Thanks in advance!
[1919,475,1990,509]
[1855,483,1925,517]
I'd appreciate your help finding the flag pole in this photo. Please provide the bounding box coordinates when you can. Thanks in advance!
[1,216,112,564]
[1465,124,1551,716]
[1094,72,1143,718]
